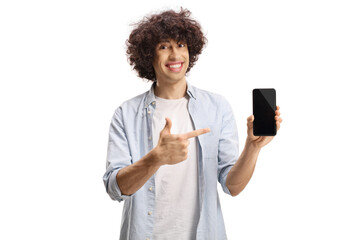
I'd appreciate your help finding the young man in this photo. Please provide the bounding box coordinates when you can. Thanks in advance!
[103,8,282,240]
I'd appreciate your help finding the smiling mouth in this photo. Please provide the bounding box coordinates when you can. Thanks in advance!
[165,62,184,72]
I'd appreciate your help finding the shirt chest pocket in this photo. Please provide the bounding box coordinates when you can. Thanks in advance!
[197,122,219,158]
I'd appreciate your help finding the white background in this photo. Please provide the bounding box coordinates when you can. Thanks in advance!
[1,0,359,239]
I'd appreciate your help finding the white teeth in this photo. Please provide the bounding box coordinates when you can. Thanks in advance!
[168,63,181,68]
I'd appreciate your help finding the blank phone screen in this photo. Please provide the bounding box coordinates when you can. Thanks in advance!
[253,89,276,136]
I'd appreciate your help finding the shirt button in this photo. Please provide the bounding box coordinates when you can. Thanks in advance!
[148,136,152,140]
[149,186,153,191]
[148,211,152,215]
[151,102,155,105]
[146,238,150,240]
[148,110,151,114]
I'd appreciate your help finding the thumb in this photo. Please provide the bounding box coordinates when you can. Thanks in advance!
[247,115,254,128]
[161,117,172,134]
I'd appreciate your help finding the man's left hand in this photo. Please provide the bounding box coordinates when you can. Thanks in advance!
[246,106,282,149]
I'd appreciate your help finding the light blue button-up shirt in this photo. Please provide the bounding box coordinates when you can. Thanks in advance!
[103,81,239,240]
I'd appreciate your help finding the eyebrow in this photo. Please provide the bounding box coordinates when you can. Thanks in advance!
[158,40,170,44]
[156,40,186,48]
[158,39,186,44]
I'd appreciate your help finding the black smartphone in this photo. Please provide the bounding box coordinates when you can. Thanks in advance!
[252,88,276,136]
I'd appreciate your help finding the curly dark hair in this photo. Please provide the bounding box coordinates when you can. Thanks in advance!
[126,7,207,81]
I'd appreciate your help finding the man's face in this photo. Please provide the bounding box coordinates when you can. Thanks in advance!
[152,39,189,83]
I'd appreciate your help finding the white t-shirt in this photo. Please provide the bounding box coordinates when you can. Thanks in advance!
[152,95,200,240]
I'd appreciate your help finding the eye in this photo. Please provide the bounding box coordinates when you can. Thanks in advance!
[159,45,167,50]
[178,43,186,47]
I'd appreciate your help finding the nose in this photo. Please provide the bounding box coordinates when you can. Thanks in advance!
[169,46,181,60]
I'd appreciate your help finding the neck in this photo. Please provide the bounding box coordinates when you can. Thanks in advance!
[154,79,187,99]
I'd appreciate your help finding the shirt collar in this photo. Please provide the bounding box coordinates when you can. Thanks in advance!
[144,80,197,108]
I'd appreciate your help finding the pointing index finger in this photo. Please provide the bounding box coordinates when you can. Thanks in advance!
[183,128,211,139]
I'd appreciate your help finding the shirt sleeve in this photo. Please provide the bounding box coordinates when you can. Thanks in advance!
[103,106,133,202]
[217,97,239,196]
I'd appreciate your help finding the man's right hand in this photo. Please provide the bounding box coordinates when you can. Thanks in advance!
[154,117,210,166]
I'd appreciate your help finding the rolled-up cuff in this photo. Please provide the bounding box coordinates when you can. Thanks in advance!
[219,165,233,196]
[108,169,133,202]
